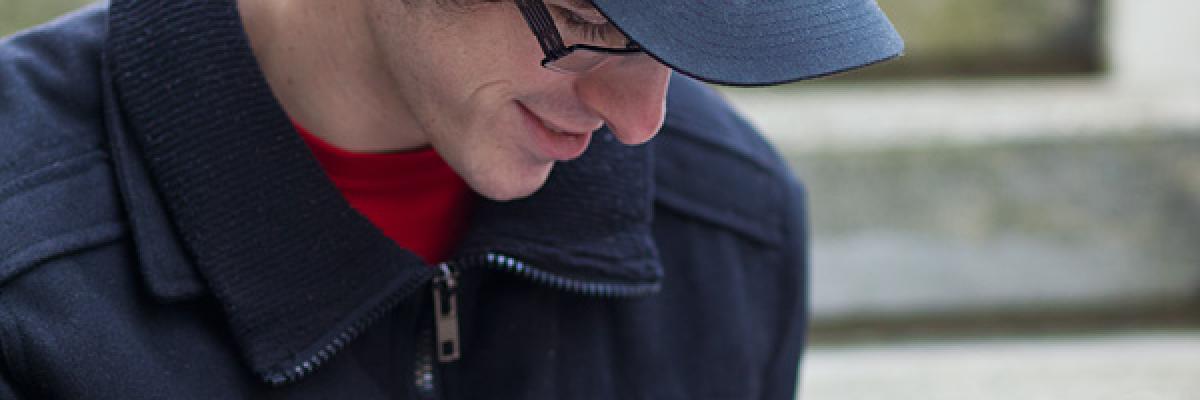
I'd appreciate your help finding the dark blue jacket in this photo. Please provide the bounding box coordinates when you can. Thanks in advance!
[0,2,808,399]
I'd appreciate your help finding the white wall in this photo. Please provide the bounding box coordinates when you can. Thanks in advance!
[1107,0,1200,90]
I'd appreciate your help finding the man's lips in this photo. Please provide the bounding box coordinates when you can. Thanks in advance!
[517,102,602,136]
[517,102,593,161]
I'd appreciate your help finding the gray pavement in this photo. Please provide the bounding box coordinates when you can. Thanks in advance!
[799,330,1200,400]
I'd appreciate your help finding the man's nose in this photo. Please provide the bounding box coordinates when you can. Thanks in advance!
[575,56,671,145]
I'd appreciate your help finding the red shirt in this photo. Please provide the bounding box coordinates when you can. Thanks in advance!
[295,124,473,264]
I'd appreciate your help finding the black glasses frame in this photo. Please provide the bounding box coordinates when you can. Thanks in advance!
[513,0,643,72]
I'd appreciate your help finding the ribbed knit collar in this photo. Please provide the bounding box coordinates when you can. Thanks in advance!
[105,0,660,383]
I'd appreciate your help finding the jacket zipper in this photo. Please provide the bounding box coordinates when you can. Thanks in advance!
[267,252,660,389]
[431,252,661,364]
[263,272,432,386]
[471,252,661,297]
[415,252,661,397]
[431,262,462,363]
[415,263,461,400]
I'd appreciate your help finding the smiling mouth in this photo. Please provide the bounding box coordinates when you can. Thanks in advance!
[517,102,593,161]
[528,110,597,137]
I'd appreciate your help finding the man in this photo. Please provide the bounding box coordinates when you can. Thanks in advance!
[0,0,900,398]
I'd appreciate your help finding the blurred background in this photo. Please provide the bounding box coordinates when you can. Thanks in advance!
[5,0,1198,399]
[718,0,1200,398]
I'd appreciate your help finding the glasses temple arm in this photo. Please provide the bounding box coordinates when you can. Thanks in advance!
[515,0,571,59]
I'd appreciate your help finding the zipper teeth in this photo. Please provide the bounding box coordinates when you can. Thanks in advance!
[476,252,661,298]
[262,273,430,386]
[264,252,657,385]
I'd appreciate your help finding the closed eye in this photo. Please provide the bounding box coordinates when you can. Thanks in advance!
[549,5,621,44]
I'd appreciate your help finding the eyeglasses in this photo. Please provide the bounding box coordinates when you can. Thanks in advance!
[514,0,645,73]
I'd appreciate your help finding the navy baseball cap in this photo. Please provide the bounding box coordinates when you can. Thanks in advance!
[590,0,905,86]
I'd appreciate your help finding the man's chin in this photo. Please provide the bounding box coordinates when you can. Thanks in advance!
[465,162,555,202]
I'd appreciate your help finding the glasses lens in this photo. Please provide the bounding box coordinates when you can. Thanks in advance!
[545,48,647,73]
[544,49,608,73]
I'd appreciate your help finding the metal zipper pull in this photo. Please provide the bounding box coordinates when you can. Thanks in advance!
[432,263,461,363]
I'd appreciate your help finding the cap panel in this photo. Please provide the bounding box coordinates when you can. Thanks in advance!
[590,0,904,86]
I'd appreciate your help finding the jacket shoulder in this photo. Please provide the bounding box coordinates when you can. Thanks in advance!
[0,4,125,287]
[654,75,804,247]
[0,4,109,178]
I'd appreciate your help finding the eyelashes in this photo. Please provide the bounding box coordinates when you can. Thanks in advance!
[549,5,620,44]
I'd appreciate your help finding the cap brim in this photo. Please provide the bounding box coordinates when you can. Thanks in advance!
[590,0,905,87]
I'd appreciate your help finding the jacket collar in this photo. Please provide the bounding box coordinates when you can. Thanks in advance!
[104,0,660,382]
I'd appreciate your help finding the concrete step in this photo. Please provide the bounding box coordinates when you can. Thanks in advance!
[801,329,1200,400]
[779,134,1200,321]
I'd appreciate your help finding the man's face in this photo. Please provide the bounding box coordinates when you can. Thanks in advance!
[362,0,671,201]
